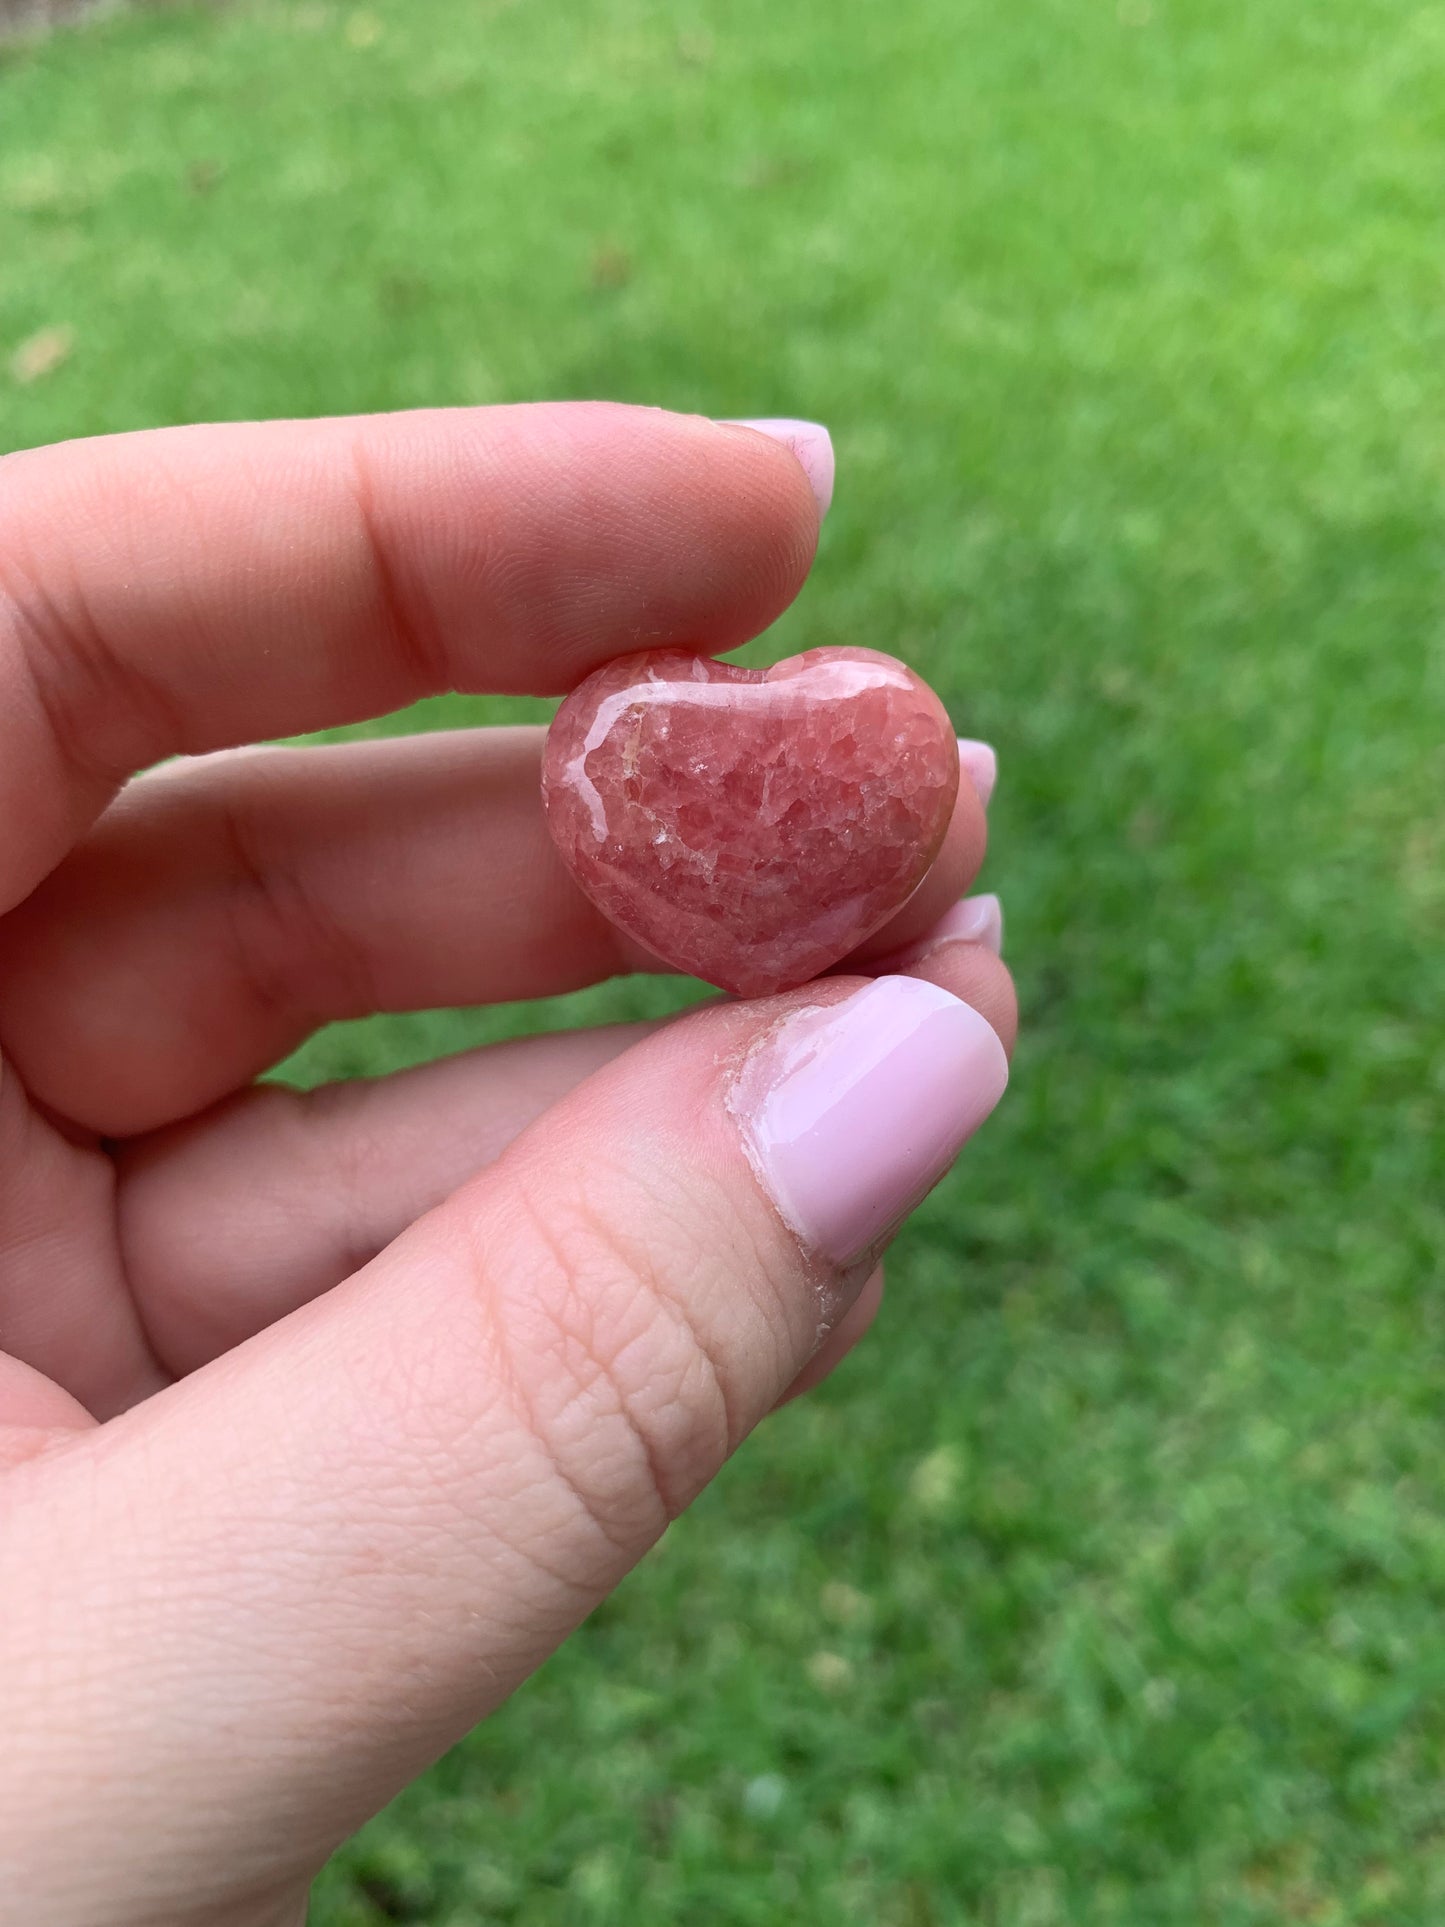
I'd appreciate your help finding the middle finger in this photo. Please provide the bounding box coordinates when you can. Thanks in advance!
[0,728,988,1135]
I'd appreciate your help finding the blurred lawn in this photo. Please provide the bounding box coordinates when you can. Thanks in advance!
[4,0,1445,1920]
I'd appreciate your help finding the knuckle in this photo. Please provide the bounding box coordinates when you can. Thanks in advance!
[0,538,115,790]
[483,1161,750,1545]
[215,781,380,1025]
[346,433,453,695]
[0,456,185,786]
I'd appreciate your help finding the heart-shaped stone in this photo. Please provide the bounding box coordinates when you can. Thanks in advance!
[541,647,958,996]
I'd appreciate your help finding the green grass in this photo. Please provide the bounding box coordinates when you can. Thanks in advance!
[5,0,1445,1919]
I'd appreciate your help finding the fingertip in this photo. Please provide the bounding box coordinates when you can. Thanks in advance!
[845,778,988,967]
[903,943,1018,1058]
[721,418,835,519]
[772,1264,885,1409]
[870,894,1003,971]
[956,738,997,807]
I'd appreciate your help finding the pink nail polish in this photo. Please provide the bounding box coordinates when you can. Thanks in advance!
[729,976,1008,1267]
[724,418,835,516]
[872,894,1004,971]
[957,738,997,807]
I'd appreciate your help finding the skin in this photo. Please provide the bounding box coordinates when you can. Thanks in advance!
[0,404,1016,1927]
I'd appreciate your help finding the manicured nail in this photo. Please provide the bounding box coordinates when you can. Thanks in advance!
[957,738,997,807]
[871,894,1004,973]
[729,976,1008,1268]
[725,417,835,516]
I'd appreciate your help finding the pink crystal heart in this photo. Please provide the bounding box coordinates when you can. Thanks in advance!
[541,647,959,997]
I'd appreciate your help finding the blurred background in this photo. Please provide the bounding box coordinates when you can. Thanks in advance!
[3,0,1444,1920]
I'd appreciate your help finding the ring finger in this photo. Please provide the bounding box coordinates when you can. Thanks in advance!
[116,930,1016,1395]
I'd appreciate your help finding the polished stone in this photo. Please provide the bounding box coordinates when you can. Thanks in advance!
[541,647,958,996]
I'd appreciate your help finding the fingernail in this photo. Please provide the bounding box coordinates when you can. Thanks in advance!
[871,894,1004,972]
[729,976,1008,1268]
[724,418,835,517]
[957,738,997,807]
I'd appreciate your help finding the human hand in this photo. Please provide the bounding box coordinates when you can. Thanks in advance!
[0,404,1015,1926]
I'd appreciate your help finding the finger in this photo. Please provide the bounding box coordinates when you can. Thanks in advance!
[773,1265,885,1408]
[115,942,1015,1395]
[4,971,1009,1918]
[0,724,987,1136]
[0,404,820,913]
[0,1353,96,1449]
[2,910,1013,1424]
[0,1049,166,1422]
[116,1022,650,1383]
[770,864,1006,1422]
[0,731,651,1133]
[846,759,990,967]
[872,891,1006,972]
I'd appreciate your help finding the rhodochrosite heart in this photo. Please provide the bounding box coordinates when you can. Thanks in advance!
[541,647,958,996]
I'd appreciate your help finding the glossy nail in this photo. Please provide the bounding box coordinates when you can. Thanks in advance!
[729,976,1008,1267]
[725,418,835,516]
[871,894,1004,972]
[957,738,997,807]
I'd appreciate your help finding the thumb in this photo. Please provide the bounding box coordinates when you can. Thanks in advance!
[4,970,1008,1924]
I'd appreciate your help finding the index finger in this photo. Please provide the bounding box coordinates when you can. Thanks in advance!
[0,404,822,912]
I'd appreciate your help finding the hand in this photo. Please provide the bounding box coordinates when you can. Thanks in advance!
[0,404,1016,1927]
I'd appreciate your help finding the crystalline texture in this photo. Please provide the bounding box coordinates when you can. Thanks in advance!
[541,647,959,997]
